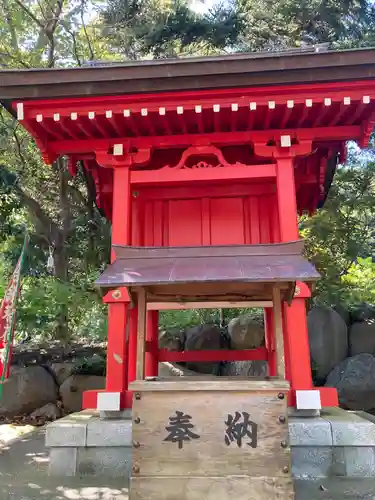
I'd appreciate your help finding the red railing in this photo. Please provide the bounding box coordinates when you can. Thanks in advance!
[156,346,268,363]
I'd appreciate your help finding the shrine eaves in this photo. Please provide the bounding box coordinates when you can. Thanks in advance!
[1,47,375,219]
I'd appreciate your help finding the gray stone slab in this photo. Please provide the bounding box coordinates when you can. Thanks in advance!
[356,411,375,425]
[46,411,102,447]
[292,447,333,479]
[329,421,375,447]
[49,447,77,476]
[100,409,132,420]
[77,447,132,478]
[86,419,132,447]
[321,407,375,446]
[289,417,332,446]
[46,421,87,447]
[288,409,321,418]
[332,447,375,478]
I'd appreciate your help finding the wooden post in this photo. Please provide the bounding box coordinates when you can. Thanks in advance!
[264,308,276,377]
[272,285,286,379]
[145,310,159,378]
[128,305,138,385]
[136,288,147,380]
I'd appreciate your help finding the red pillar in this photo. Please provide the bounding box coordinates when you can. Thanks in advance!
[275,156,313,396]
[145,311,159,377]
[275,155,338,407]
[83,166,132,410]
[106,300,129,393]
[107,166,132,407]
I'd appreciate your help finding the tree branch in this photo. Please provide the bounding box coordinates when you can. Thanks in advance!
[3,169,61,243]
[80,0,95,60]
[2,0,19,50]
[13,0,44,29]
[60,20,82,66]
[45,0,65,67]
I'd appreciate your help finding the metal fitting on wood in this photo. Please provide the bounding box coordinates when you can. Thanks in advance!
[112,289,122,299]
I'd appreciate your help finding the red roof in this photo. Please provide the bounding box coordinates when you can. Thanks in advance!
[1,49,374,218]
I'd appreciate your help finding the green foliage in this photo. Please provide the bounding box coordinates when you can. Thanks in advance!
[159,308,264,332]
[15,276,108,342]
[235,0,375,51]
[101,0,375,57]
[341,258,375,304]
[301,145,375,306]
[72,354,106,376]
[101,0,244,58]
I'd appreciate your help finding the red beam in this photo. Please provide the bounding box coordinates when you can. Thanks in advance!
[17,80,375,118]
[49,126,361,155]
[157,347,268,362]
[138,181,275,201]
[130,164,276,185]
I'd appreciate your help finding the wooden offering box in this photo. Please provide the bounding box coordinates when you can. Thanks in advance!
[130,378,293,500]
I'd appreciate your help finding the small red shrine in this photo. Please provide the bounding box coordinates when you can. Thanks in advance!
[3,48,375,411]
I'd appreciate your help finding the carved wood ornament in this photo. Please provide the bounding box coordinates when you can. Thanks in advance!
[163,145,250,170]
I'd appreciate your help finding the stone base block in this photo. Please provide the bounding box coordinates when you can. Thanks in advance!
[46,410,132,478]
[292,447,332,479]
[332,447,375,478]
[47,407,375,480]
[49,447,77,476]
[77,447,132,477]
[290,407,375,479]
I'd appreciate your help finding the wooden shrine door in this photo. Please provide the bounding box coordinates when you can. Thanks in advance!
[132,181,280,247]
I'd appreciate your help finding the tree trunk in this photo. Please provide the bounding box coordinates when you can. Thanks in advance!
[54,159,71,343]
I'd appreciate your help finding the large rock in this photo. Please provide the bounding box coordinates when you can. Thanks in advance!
[222,360,267,378]
[60,375,105,413]
[308,305,348,382]
[350,303,375,323]
[159,330,184,352]
[30,402,61,421]
[158,362,212,377]
[0,366,58,417]
[228,316,264,350]
[325,353,375,411]
[50,362,75,386]
[184,325,229,374]
[349,321,375,356]
[333,304,351,326]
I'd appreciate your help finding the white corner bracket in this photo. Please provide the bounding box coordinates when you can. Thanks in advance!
[113,144,124,156]
[296,390,322,411]
[280,135,292,148]
[97,392,121,412]
[17,103,24,120]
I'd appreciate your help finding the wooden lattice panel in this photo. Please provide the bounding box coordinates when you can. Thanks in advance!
[130,379,294,500]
